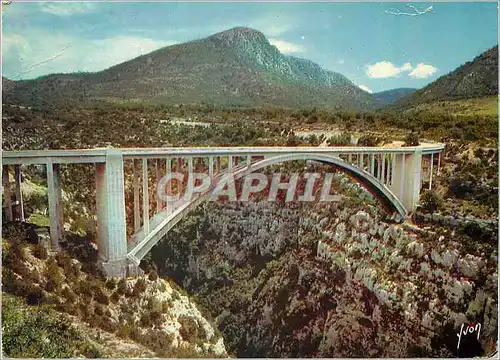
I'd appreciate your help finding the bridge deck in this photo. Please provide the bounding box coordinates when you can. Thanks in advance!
[2,144,445,165]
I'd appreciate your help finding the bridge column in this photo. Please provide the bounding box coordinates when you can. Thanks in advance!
[166,158,172,214]
[429,153,434,190]
[391,150,422,213]
[209,157,214,178]
[370,154,375,176]
[142,159,150,235]
[187,157,194,197]
[228,156,233,172]
[437,152,441,175]
[176,158,183,194]
[216,157,221,174]
[2,165,13,222]
[133,159,141,232]
[377,154,382,179]
[381,154,386,185]
[96,150,128,277]
[47,162,64,251]
[391,154,396,187]
[14,165,24,221]
[155,159,163,211]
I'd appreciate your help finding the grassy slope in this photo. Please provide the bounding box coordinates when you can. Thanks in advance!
[405,96,498,117]
[2,293,157,358]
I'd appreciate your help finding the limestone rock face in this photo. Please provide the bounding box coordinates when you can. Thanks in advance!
[149,182,497,358]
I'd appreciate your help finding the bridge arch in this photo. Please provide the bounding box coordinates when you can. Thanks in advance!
[128,153,407,263]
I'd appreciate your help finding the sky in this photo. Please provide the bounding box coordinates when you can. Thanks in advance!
[2,1,498,93]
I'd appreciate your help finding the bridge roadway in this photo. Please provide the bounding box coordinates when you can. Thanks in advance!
[2,144,444,277]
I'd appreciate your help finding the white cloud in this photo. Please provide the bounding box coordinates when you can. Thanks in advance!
[39,2,98,16]
[268,39,305,54]
[400,62,413,72]
[366,61,437,79]
[358,84,372,93]
[408,63,438,78]
[3,32,176,79]
[366,61,412,78]
[338,59,345,65]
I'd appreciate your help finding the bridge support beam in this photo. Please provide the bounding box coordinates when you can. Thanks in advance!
[209,157,214,178]
[155,159,163,211]
[14,165,24,221]
[166,158,172,215]
[381,154,386,185]
[96,150,128,277]
[142,159,150,236]
[133,159,141,232]
[377,154,382,179]
[47,162,64,251]
[429,153,434,190]
[391,151,422,213]
[2,166,13,222]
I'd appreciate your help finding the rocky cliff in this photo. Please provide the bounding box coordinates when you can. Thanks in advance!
[146,171,497,357]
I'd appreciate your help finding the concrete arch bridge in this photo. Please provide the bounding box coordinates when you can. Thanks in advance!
[2,144,444,277]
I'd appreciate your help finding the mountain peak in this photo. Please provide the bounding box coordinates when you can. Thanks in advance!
[210,27,268,44]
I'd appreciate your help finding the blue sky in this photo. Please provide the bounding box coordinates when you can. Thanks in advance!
[2,1,497,92]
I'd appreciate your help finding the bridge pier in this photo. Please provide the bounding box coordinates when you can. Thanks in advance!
[96,150,128,277]
[47,162,64,250]
[390,150,422,213]
[2,165,13,222]
[14,165,24,221]
[166,158,172,214]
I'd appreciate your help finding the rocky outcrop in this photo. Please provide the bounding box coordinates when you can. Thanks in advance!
[150,184,498,357]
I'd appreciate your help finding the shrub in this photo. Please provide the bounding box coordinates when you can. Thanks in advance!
[32,244,48,260]
[94,290,110,305]
[76,279,93,297]
[132,278,147,297]
[61,287,77,302]
[161,300,173,313]
[28,268,42,284]
[94,304,105,317]
[44,257,64,289]
[148,270,159,281]
[26,285,45,305]
[110,291,121,304]
[55,252,72,269]
[357,134,380,147]
[116,323,133,339]
[178,315,199,342]
[44,279,58,293]
[105,278,117,290]
[327,133,351,146]
[2,294,103,358]
[9,239,27,263]
[419,190,443,214]
[404,132,420,146]
[116,278,128,295]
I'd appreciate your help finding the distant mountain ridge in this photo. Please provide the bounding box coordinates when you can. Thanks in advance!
[373,88,417,105]
[4,29,495,112]
[3,27,382,110]
[391,46,498,109]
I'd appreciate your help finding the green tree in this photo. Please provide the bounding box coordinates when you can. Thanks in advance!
[404,132,420,146]
[419,190,442,214]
